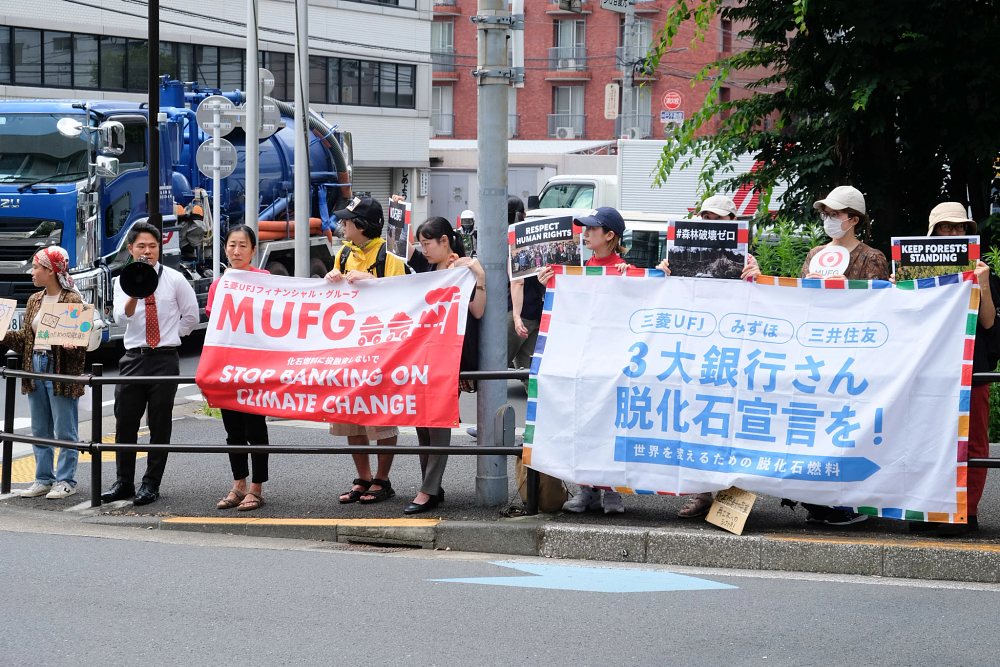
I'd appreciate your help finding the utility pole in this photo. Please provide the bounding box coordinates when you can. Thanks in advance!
[293,0,310,277]
[147,0,161,233]
[245,0,259,243]
[471,0,520,506]
[621,0,635,136]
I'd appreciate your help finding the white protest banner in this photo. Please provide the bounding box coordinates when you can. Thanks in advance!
[509,216,583,281]
[33,302,95,346]
[196,269,475,427]
[525,267,975,523]
[666,218,749,279]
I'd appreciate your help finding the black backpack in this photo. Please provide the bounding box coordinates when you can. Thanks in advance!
[337,243,412,277]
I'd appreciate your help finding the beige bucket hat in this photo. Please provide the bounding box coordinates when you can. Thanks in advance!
[698,195,738,218]
[927,202,976,236]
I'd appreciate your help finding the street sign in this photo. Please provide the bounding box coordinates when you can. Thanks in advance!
[604,83,620,120]
[258,67,275,96]
[600,0,629,13]
[196,95,238,137]
[660,110,684,123]
[196,138,238,179]
[259,99,281,139]
[662,89,683,110]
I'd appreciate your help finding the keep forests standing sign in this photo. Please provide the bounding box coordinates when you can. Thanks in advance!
[196,269,476,427]
[525,269,976,523]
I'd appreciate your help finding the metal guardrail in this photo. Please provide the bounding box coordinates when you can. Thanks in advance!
[0,355,539,514]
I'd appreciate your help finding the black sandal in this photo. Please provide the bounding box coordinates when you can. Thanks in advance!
[359,478,395,504]
[339,478,372,504]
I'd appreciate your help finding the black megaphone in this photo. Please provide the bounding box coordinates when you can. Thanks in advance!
[120,257,159,299]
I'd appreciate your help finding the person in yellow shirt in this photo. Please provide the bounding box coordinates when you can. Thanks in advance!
[330,196,407,278]
[325,196,405,504]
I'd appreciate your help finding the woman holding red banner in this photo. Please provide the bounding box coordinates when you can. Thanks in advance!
[205,225,271,512]
[405,216,486,514]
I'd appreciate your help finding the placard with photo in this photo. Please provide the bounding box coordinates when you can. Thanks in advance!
[508,216,583,281]
[384,200,411,260]
[666,219,749,279]
[891,235,979,281]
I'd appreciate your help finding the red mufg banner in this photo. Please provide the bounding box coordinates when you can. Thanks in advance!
[195,268,476,427]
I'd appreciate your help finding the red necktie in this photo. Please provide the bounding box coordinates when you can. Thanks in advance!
[145,295,160,347]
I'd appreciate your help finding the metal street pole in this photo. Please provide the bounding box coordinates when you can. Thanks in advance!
[245,0,260,243]
[473,0,514,506]
[147,0,161,233]
[293,0,310,277]
[621,0,635,136]
[211,119,222,279]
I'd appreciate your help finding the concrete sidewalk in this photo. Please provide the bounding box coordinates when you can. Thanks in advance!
[4,409,1000,584]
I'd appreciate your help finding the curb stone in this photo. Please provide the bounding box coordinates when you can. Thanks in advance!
[75,514,1000,584]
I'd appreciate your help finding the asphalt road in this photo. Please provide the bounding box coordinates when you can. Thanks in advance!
[2,518,999,667]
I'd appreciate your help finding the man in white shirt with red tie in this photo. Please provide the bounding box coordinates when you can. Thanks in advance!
[102,221,199,506]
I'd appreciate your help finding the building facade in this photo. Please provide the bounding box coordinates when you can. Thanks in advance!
[430,0,747,141]
[0,0,435,220]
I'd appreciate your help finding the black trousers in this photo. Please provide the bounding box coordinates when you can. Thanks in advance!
[220,408,270,484]
[114,351,179,487]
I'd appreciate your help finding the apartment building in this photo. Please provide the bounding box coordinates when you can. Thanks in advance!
[0,0,435,218]
[430,0,746,141]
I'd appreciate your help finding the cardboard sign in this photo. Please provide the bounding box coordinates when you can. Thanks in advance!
[808,245,850,277]
[33,302,95,346]
[666,219,749,279]
[0,298,17,335]
[385,200,411,260]
[508,216,583,281]
[891,235,979,282]
[706,487,757,535]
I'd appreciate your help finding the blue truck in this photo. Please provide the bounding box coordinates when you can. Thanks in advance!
[0,77,353,347]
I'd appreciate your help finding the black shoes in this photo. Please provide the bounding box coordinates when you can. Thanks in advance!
[404,491,442,515]
[133,483,160,506]
[100,481,135,503]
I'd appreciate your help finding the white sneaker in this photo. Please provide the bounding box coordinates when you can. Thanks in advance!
[562,486,601,513]
[602,490,625,514]
[18,482,52,498]
[46,481,77,499]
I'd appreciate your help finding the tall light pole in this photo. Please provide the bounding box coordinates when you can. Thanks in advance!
[472,0,520,505]
[293,0,310,277]
[246,0,260,244]
[148,0,161,233]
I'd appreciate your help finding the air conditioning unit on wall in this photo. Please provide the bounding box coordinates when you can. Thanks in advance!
[556,126,576,139]
[626,126,644,140]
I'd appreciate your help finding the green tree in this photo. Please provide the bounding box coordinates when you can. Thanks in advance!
[650,0,1000,248]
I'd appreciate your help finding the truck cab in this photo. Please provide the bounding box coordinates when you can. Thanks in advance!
[528,174,617,212]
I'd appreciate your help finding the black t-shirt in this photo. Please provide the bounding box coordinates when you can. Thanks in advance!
[972,270,1000,385]
[508,276,545,321]
[410,250,479,372]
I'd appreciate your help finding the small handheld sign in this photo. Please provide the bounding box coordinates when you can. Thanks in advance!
[809,245,850,277]
[706,487,757,536]
[891,235,980,281]
[508,216,583,281]
[0,298,17,335]
[666,218,749,279]
[385,200,411,260]
[33,302,95,347]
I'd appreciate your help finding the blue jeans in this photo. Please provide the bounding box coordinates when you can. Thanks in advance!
[27,352,79,486]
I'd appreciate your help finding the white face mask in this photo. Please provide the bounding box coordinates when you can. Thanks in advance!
[823,215,852,239]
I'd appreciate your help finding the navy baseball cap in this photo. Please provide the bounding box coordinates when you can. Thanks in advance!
[574,207,625,237]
